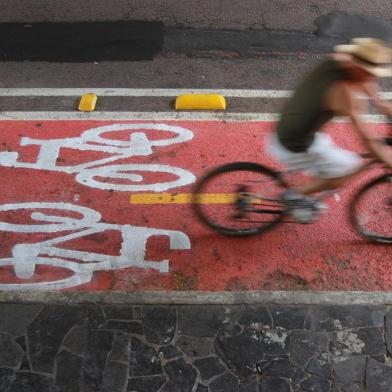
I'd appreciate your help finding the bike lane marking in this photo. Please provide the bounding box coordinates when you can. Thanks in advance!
[130,194,237,203]
[0,119,390,292]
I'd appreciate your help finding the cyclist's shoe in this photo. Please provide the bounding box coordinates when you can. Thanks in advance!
[314,200,329,212]
[290,206,316,224]
[280,189,326,224]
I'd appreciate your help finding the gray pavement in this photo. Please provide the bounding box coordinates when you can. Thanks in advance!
[0,58,321,90]
[1,302,392,391]
[2,0,392,33]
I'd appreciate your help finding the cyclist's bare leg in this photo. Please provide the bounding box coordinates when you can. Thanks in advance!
[293,161,368,195]
[294,176,349,195]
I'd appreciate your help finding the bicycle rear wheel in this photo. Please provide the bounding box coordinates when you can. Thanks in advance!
[350,173,392,243]
[192,162,288,236]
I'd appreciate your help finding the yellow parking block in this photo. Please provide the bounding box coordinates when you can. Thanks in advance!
[175,94,226,110]
[78,93,97,112]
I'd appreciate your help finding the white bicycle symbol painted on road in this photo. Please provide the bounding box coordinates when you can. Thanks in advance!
[0,202,191,290]
[0,123,196,191]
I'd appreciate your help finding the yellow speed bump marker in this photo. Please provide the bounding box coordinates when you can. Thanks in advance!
[78,93,97,112]
[175,94,226,110]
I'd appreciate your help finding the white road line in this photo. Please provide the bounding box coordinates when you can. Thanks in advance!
[0,111,387,123]
[0,88,293,97]
[0,111,280,121]
[1,87,391,99]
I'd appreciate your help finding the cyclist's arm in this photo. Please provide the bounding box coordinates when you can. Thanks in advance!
[349,112,392,169]
[340,84,392,169]
[361,80,392,117]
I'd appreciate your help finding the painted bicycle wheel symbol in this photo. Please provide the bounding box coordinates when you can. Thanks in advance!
[0,123,196,191]
[0,202,191,290]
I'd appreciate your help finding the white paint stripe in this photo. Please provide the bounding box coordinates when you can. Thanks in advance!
[0,111,387,123]
[1,290,392,305]
[1,88,392,100]
[0,88,293,97]
[1,88,392,99]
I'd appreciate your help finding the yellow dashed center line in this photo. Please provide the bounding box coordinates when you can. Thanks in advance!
[130,193,237,204]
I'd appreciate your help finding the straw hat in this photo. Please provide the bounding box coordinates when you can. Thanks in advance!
[334,38,392,77]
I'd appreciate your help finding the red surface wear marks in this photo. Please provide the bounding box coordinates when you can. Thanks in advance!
[0,120,390,291]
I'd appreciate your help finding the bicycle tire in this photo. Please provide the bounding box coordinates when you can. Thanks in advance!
[192,162,288,236]
[350,173,392,243]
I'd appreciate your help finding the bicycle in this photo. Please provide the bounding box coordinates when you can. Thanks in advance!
[192,137,392,243]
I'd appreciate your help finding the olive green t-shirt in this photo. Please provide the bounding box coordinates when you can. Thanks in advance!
[276,58,351,152]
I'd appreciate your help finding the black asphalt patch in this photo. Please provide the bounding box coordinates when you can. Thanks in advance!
[1,21,165,61]
[1,22,337,62]
[315,12,392,41]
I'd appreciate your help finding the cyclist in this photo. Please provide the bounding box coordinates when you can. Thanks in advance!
[267,37,392,222]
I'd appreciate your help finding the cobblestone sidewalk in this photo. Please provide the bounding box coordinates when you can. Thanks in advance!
[1,303,392,391]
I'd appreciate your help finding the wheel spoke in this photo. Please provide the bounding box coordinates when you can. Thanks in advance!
[193,162,287,236]
[351,174,392,243]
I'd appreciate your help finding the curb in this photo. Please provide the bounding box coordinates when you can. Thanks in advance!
[1,290,392,305]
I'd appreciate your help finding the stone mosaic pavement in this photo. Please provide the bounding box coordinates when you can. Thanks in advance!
[1,303,392,391]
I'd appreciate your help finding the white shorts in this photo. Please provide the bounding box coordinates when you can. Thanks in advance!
[267,133,362,179]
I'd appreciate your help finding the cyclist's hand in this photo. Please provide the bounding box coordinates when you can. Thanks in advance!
[383,154,392,170]
[385,116,392,144]
[388,116,392,135]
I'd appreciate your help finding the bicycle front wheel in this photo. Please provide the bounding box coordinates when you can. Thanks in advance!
[192,162,288,236]
[350,173,392,243]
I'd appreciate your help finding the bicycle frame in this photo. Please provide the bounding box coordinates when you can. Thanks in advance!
[241,136,392,220]
[192,135,391,238]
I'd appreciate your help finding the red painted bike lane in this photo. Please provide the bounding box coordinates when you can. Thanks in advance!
[0,120,390,291]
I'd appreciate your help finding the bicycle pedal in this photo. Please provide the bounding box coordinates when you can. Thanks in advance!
[236,184,249,193]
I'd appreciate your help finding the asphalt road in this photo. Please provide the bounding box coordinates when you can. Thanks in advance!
[3,0,392,33]
[2,10,392,93]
